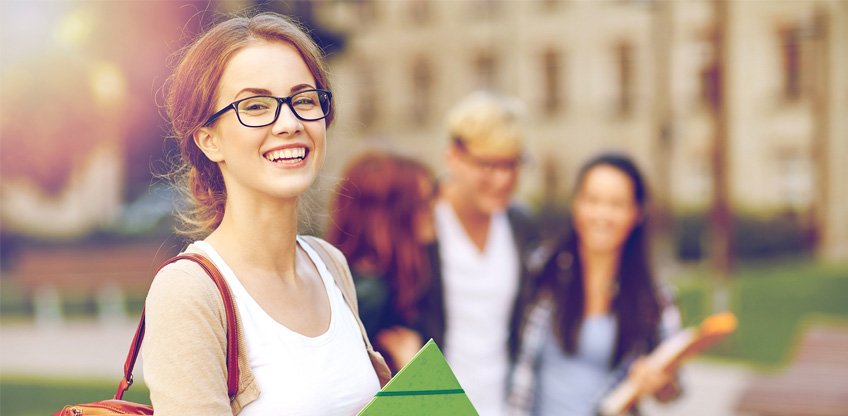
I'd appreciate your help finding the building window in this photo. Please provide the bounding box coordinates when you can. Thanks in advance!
[615,40,635,117]
[779,24,804,101]
[410,57,433,126]
[357,63,378,130]
[699,58,720,110]
[694,26,720,110]
[472,51,498,91]
[541,48,564,116]
[775,148,812,209]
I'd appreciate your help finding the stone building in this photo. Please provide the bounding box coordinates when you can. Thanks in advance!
[308,0,847,260]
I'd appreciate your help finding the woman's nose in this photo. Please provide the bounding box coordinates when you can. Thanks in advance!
[271,103,303,136]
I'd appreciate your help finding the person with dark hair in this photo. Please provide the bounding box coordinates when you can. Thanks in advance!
[142,13,389,415]
[327,151,438,372]
[508,153,681,416]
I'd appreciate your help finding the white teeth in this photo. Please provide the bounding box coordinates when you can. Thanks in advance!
[265,147,306,161]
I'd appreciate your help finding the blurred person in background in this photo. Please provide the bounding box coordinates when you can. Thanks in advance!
[508,153,681,416]
[327,151,439,372]
[142,13,389,415]
[433,91,539,415]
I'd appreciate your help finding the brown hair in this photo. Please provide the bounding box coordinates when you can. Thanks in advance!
[327,152,435,322]
[165,13,334,239]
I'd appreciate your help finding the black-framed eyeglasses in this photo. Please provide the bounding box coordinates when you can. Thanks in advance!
[204,89,332,127]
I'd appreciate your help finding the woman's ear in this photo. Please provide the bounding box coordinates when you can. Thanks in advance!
[193,127,224,163]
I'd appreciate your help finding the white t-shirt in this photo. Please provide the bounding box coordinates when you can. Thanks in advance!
[194,237,380,416]
[435,200,520,416]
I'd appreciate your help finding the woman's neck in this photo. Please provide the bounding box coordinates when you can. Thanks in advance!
[205,197,300,280]
[580,245,621,315]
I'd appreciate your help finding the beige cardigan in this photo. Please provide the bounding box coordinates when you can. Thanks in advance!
[141,236,390,415]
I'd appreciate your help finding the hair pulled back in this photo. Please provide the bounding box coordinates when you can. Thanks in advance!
[165,13,333,238]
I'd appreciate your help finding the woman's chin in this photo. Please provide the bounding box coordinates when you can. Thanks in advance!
[581,239,623,255]
[268,174,319,199]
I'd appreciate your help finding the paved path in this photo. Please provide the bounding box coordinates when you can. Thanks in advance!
[1,322,756,415]
[642,359,755,416]
[1,321,139,379]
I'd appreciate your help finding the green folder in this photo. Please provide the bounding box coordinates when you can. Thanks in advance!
[358,339,478,415]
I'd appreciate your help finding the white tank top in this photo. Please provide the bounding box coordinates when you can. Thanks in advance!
[194,237,380,415]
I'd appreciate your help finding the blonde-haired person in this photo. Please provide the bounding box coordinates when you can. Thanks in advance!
[142,13,389,415]
[429,91,539,415]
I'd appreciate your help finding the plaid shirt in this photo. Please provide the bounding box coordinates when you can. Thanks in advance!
[506,295,554,416]
[506,289,681,416]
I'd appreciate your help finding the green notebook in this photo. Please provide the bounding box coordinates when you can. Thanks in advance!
[358,339,478,415]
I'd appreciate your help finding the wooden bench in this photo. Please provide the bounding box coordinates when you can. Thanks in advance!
[12,240,180,323]
[735,325,848,416]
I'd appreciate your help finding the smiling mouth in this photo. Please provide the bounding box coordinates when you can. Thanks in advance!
[264,147,309,165]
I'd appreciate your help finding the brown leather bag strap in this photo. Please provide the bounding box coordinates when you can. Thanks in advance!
[114,253,239,401]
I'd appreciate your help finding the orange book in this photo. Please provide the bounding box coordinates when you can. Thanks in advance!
[598,312,738,416]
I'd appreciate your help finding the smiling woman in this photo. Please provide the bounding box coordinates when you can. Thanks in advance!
[192,40,329,203]
[165,14,335,237]
[508,153,682,416]
[143,13,390,416]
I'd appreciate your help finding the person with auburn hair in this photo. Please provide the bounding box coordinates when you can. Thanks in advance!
[143,13,389,415]
[430,91,539,415]
[327,151,439,372]
[508,153,681,416]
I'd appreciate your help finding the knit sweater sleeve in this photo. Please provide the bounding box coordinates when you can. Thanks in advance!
[141,260,233,415]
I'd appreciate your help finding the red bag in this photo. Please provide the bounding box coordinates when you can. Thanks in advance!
[53,253,239,415]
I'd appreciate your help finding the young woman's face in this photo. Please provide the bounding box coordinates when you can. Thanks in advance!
[572,164,641,255]
[197,40,326,201]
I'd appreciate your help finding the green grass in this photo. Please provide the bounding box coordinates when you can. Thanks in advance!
[0,375,150,416]
[673,260,848,368]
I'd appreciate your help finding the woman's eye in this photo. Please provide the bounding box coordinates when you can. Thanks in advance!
[293,98,316,107]
[239,97,275,113]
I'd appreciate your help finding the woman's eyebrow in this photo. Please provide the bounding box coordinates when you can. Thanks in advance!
[290,83,317,93]
[233,84,317,99]
[234,87,273,98]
